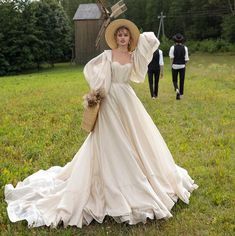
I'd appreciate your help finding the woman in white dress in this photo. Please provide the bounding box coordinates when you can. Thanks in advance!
[4,19,198,228]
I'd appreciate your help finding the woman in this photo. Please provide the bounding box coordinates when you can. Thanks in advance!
[5,19,198,228]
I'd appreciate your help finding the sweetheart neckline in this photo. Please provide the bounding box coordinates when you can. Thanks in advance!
[112,61,132,66]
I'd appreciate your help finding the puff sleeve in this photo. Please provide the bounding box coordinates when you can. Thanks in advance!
[83,51,112,94]
[130,32,160,83]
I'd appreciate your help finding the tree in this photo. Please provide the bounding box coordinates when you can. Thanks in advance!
[0,1,26,74]
[222,15,235,42]
[0,0,72,75]
[33,0,72,67]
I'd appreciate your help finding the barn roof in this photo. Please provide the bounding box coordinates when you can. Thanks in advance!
[73,3,103,20]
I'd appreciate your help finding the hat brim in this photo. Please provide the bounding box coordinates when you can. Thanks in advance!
[173,34,184,42]
[105,19,140,51]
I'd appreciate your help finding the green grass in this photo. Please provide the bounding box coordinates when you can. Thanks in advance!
[0,53,234,235]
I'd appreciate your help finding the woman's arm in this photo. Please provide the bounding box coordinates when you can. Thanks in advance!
[130,32,160,83]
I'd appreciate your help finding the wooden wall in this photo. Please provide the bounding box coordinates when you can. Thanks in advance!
[74,20,108,64]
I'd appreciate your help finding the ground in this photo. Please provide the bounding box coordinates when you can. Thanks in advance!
[0,53,234,235]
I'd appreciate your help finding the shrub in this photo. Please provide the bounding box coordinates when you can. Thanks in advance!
[158,37,172,57]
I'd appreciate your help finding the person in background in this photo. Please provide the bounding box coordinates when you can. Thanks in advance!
[147,49,164,99]
[169,33,189,100]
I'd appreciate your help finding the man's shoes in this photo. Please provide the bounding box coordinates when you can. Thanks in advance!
[176,89,180,100]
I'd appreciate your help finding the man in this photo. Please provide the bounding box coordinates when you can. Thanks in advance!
[147,49,164,99]
[169,33,189,100]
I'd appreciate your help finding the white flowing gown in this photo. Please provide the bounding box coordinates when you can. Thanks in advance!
[4,33,198,228]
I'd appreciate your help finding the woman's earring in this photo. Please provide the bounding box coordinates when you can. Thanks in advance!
[128,41,131,45]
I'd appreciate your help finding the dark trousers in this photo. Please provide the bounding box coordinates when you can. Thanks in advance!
[172,67,185,95]
[148,69,160,97]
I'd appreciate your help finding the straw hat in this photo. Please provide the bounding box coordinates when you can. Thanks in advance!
[105,19,140,51]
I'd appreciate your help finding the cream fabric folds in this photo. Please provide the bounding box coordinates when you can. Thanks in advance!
[131,32,160,83]
[83,51,111,95]
[4,32,198,228]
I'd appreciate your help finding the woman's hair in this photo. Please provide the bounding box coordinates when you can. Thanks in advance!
[114,26,132,51]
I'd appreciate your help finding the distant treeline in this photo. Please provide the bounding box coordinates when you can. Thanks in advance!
[0,0,71,75]
[61,0,235,42]
[0,0,234,75]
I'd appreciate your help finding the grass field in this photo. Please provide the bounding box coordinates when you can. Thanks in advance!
[0,53,234,235]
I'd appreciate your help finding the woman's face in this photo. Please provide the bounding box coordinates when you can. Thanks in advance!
[115,28,131,48]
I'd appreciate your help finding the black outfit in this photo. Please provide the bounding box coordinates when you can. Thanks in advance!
[171,44,186,96]
[147,49,161,98]
[172,68,185,95]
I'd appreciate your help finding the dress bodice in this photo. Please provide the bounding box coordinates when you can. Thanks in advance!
[111,61,132,83]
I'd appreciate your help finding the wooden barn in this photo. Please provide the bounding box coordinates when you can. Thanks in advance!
[73,3,108,64]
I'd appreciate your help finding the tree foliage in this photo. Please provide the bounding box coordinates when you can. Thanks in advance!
[0,0,234,75]
[117,0,233,41]
[60,0,234,41]
[0,0,72,75]
[222,15,235,42]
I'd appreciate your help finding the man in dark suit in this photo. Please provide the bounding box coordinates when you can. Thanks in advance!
[147,49,164,99]
[169,33,189,100]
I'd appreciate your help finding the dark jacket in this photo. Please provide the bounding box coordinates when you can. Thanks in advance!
[148,49,160,71]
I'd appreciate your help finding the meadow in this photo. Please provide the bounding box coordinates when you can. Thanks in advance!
[0,53,234,235]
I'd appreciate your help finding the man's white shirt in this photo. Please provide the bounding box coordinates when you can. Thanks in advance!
[169,45,189,69]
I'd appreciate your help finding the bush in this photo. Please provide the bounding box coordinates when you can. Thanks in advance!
[158,37,172,57]
[186,41,200,53]
[187,39,235,53]
[200,40,218,53]
[158,37,235,56]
